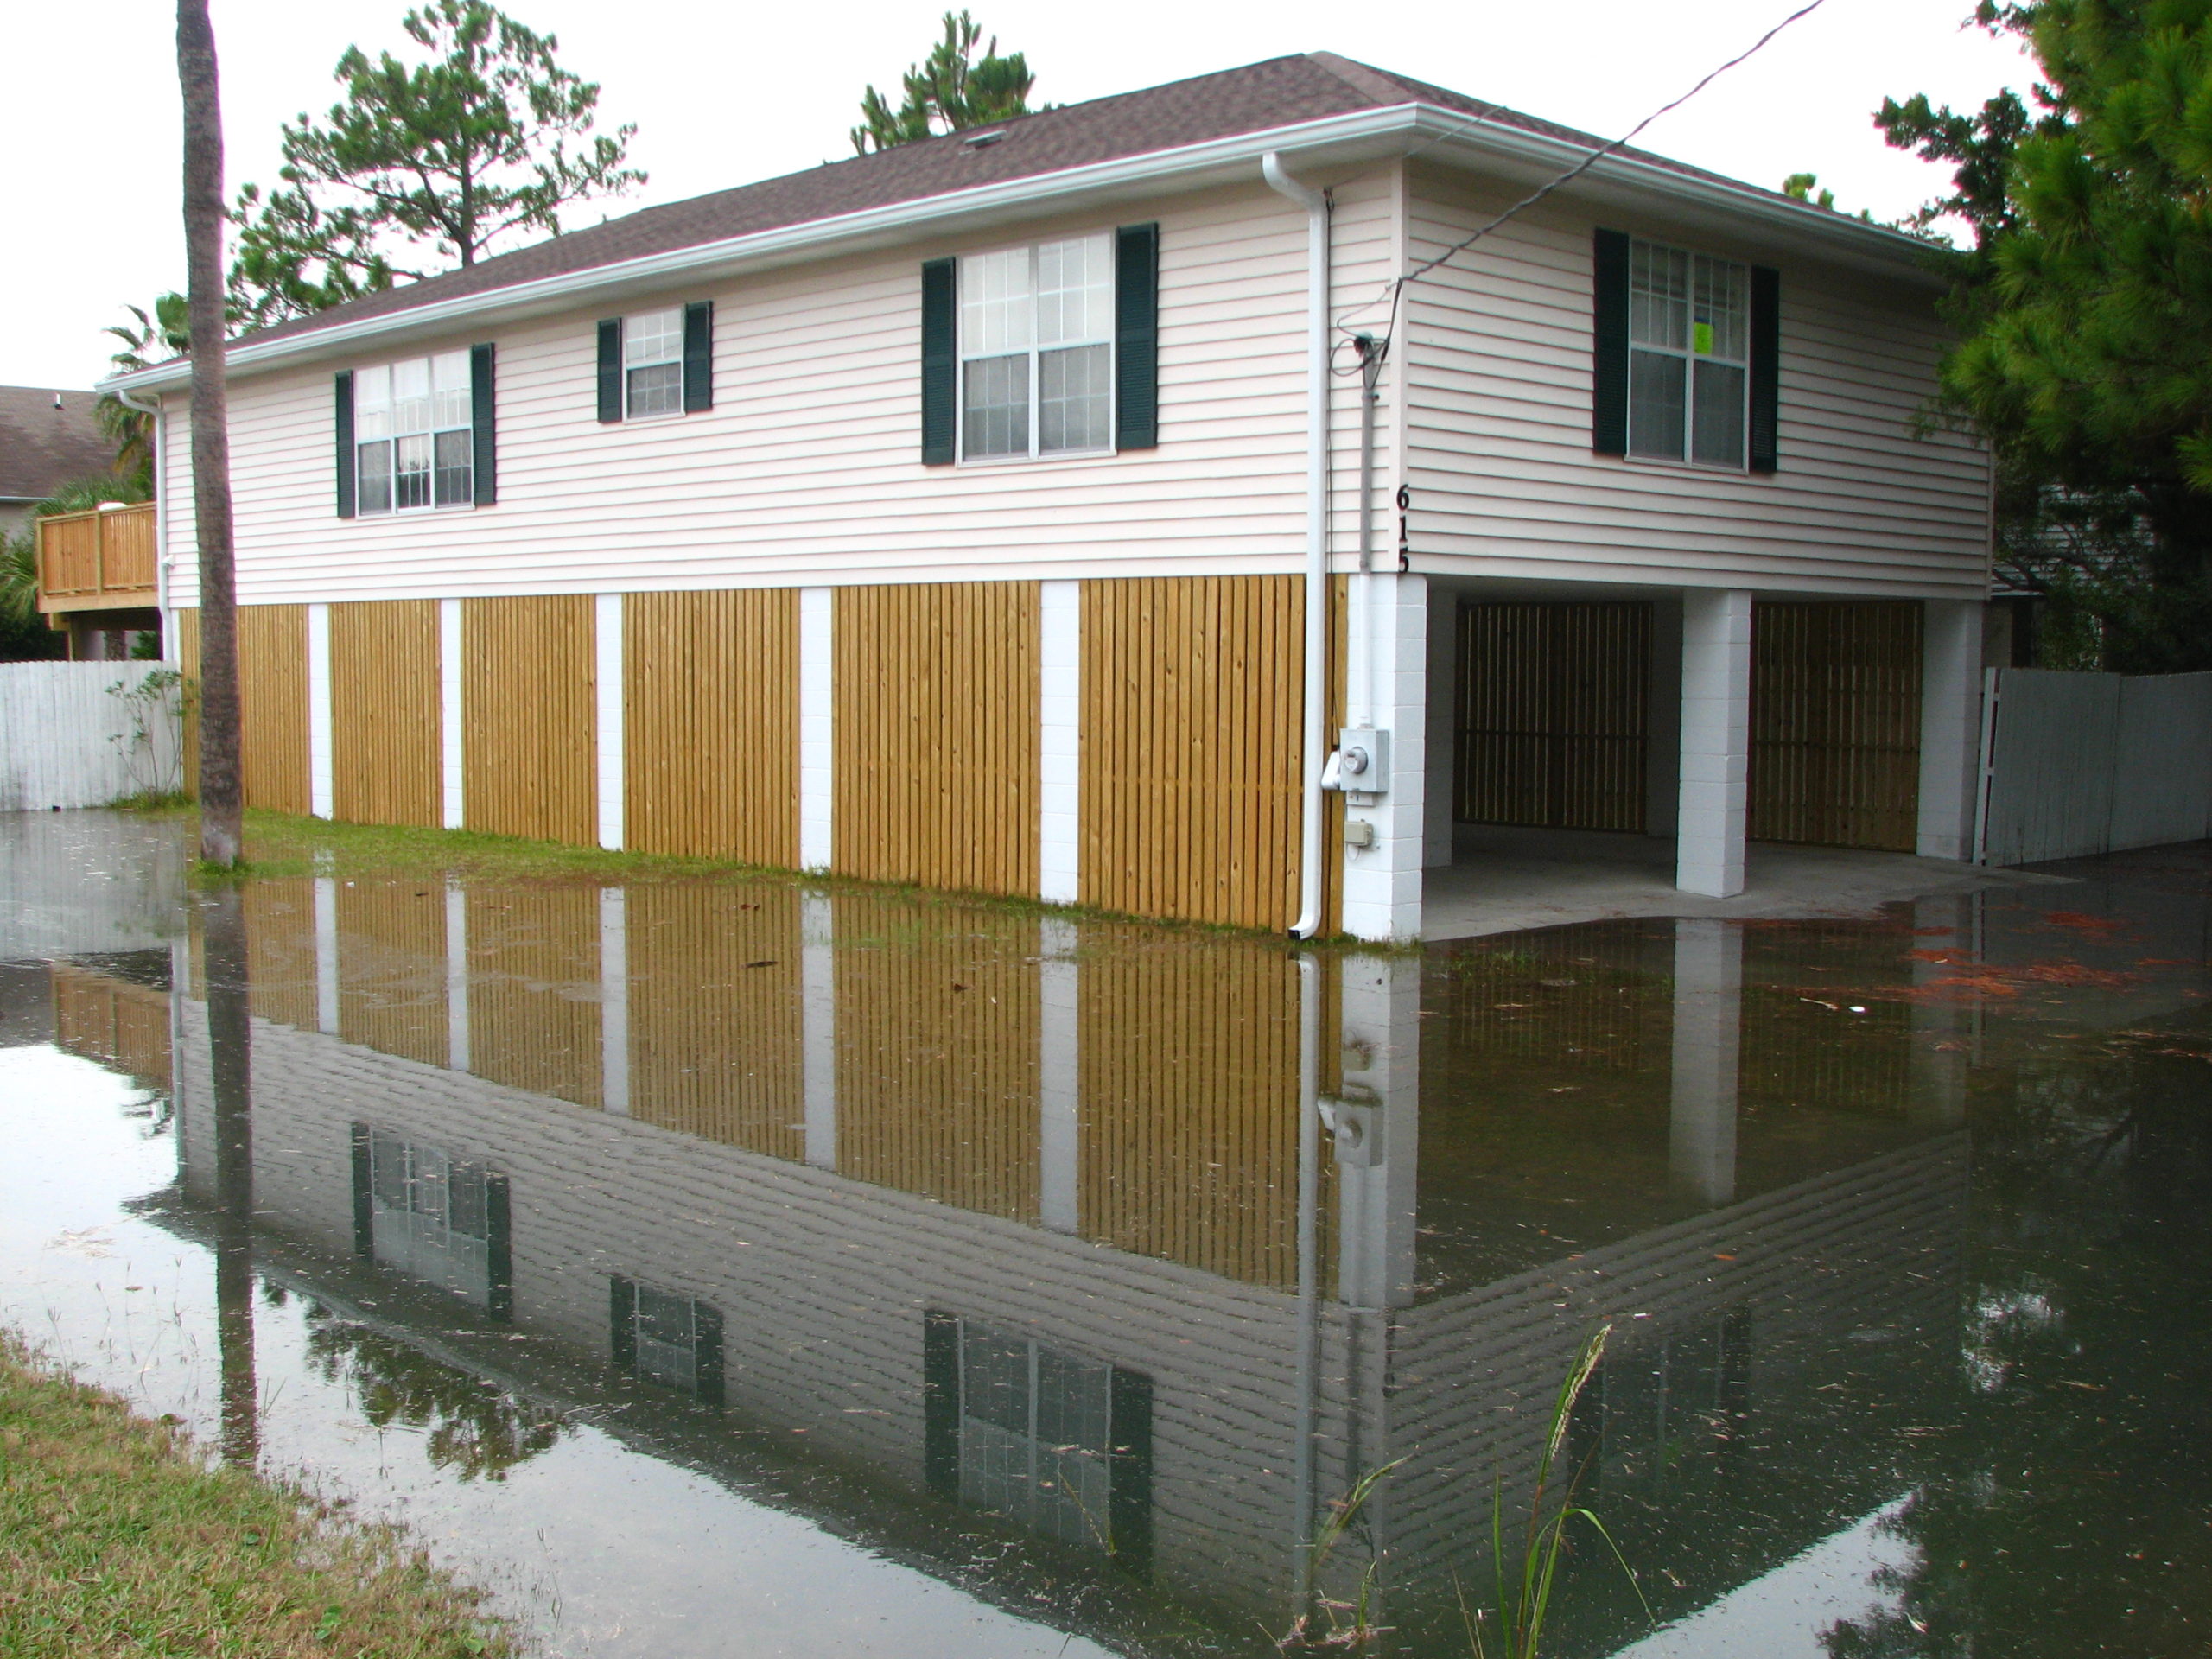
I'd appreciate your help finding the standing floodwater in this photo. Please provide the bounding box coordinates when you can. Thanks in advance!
[3,811,2208,1657]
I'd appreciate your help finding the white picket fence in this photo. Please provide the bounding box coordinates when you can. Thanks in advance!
[1978,668,2212,864]
[0,662,186,810]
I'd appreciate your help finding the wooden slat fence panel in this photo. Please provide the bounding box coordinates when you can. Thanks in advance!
[1749,601,1922,852]
[1455,601,1650,832]
[35,505,155,602]
[1077,930,1317,1288]
[462,594,596,846]
[335,880,448,1067]
[239,604,310,814]
[174,607,200,798]
[1080,575,1304,930]
[627,883,804,1158]
[49,963,172,1088]
[625,589,799,863]
[835,582,1039,896]
[331,600,441,828]
[831,895,1039,1221]
[465,885,601,1108]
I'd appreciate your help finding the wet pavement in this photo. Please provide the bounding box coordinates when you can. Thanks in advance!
[3,811,2209,1657]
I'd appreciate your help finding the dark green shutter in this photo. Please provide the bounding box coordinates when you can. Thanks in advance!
[334,372,356,518]
[485,1172,512,1324]
[348,1122,372,1255]
[1114,222,1160,450]
[469,345,496,505]
[1749,265,1780,473]
[692,1300,726,1407]
[682,301,714,413]
[609,1275,637,1370]
[596,319,623,423]
[919,259,957,466]
[921,1309,959,1497]
[1592,229,1630,456]
[1108,1366,1154,1578]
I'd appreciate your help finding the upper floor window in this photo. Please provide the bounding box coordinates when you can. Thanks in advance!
[596,302,714,423]
[1628,241,1749,468]
[355,351,474,512]
[958,234,1116,461]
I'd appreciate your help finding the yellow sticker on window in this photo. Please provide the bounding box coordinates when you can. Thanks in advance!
[1693,321,1715,355]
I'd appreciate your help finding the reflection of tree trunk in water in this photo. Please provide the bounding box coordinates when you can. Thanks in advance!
[205,886,257,1468]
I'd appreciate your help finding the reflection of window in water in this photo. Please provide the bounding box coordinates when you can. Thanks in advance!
[1569,1308,1751,1492]
[924,1312,1153,1575]
[608,1275,725,1406]
[350,1124,512,1319]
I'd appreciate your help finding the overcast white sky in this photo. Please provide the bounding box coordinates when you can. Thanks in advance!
[2,0,2032,390]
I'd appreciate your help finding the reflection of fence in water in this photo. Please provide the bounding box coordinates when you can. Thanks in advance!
[1738,922,1914,1119]
[464,885,602,1109]
[50,962,171,1088]
[1421,925,1671,1077]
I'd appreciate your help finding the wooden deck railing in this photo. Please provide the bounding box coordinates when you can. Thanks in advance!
[36,502,158,613]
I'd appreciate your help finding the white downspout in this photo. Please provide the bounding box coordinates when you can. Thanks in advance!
[1264,153,1331,938]
[113,387,170,655]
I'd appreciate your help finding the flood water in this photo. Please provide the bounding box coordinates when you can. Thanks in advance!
[3,810,2209,1658]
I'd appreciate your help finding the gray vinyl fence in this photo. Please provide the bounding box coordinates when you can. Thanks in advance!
[1977,668,2212,865]
[0,662,185,811]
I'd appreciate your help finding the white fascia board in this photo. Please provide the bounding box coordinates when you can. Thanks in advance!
[104,103,1938,396]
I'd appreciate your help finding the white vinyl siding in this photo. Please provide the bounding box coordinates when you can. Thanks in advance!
[958,234,1115,461]
[354,350,472,514]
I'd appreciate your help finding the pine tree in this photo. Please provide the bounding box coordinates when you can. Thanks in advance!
[851,11,1038,154]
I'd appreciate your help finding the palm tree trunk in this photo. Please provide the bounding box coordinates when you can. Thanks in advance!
[179,0,242,866]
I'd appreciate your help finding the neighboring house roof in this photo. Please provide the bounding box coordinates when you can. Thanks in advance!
[109,51,1935,391]
[0,386,117,502]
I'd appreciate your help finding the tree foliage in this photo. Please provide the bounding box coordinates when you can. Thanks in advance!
[230,0,643,332]
[850,10,1037,154]
[97,295,192,488]
[1879,0,2212,671]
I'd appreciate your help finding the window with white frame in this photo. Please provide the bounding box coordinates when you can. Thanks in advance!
[355,350,474,512]
[959,234,1115,461]
[623,307,684,418]
[1627,241,1750,468]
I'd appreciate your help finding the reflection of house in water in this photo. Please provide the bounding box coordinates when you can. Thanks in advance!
[137,880,1978,1652]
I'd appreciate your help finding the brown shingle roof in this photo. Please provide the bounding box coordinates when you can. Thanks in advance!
[234,53,1774,352]
[0,387,118,501]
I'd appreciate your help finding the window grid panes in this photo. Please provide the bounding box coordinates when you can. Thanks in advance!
[355,351,472,513]
[624,308,683,419]
[1627,240,1749,469]
[959,235,1113,461]
[955,1319,1115,1551]
[366,1128,493,1306]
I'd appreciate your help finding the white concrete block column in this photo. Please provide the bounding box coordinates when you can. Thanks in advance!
[1669,918,1742,1205]
[798,588,835,871]
[1339,573,1428,942]
[1039,918,1079,1233]
[599,885,630,1114]
[801,894,836,1169]
[1038,581,1080,904]
[1917,599,1986,861]
[438,600,465,830]
[443,877,470,1071]
[307,602,334,819]
[1676,588,1754,897]
[594,594,625,851]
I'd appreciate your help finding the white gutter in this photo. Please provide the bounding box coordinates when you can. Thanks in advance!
[103,105,1936,397]
[111,387,171,645]
[1264,153,1331,940]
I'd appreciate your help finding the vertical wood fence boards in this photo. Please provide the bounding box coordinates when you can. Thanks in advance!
[626,883,804,1159]
[1454,601,1651,833]
[174,607,200,797]
[335,880,448,1067]
[1979,668,2212,863]
[625,589,800,863]
[49,963,172,1088]
[35,504,156,606]
[832,895,1041,1221]
[1077,931,1318,1288]
[239,604,310,814]
[835,582,1039,896]
[331,601,441,829]
[464,884,602,1108]
[1080,575,1303,931]
[1748,601,1922,853]
[461,594,597,846]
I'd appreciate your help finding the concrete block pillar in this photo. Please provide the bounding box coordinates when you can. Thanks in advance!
[1669,918,1743,1206]
[594,594,626,851]
[1038,582,1080,904]
[798,588,835,871]
[1917,599,1986,861]
[307,602,334,820]
[438,600,465,830]
[1677,589,1754,897]
[1340,573,1428,942]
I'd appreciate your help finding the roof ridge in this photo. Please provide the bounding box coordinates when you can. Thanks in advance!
[1302,51,1420,108]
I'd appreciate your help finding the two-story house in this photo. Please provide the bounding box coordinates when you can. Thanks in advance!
[105,54,1991,942]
